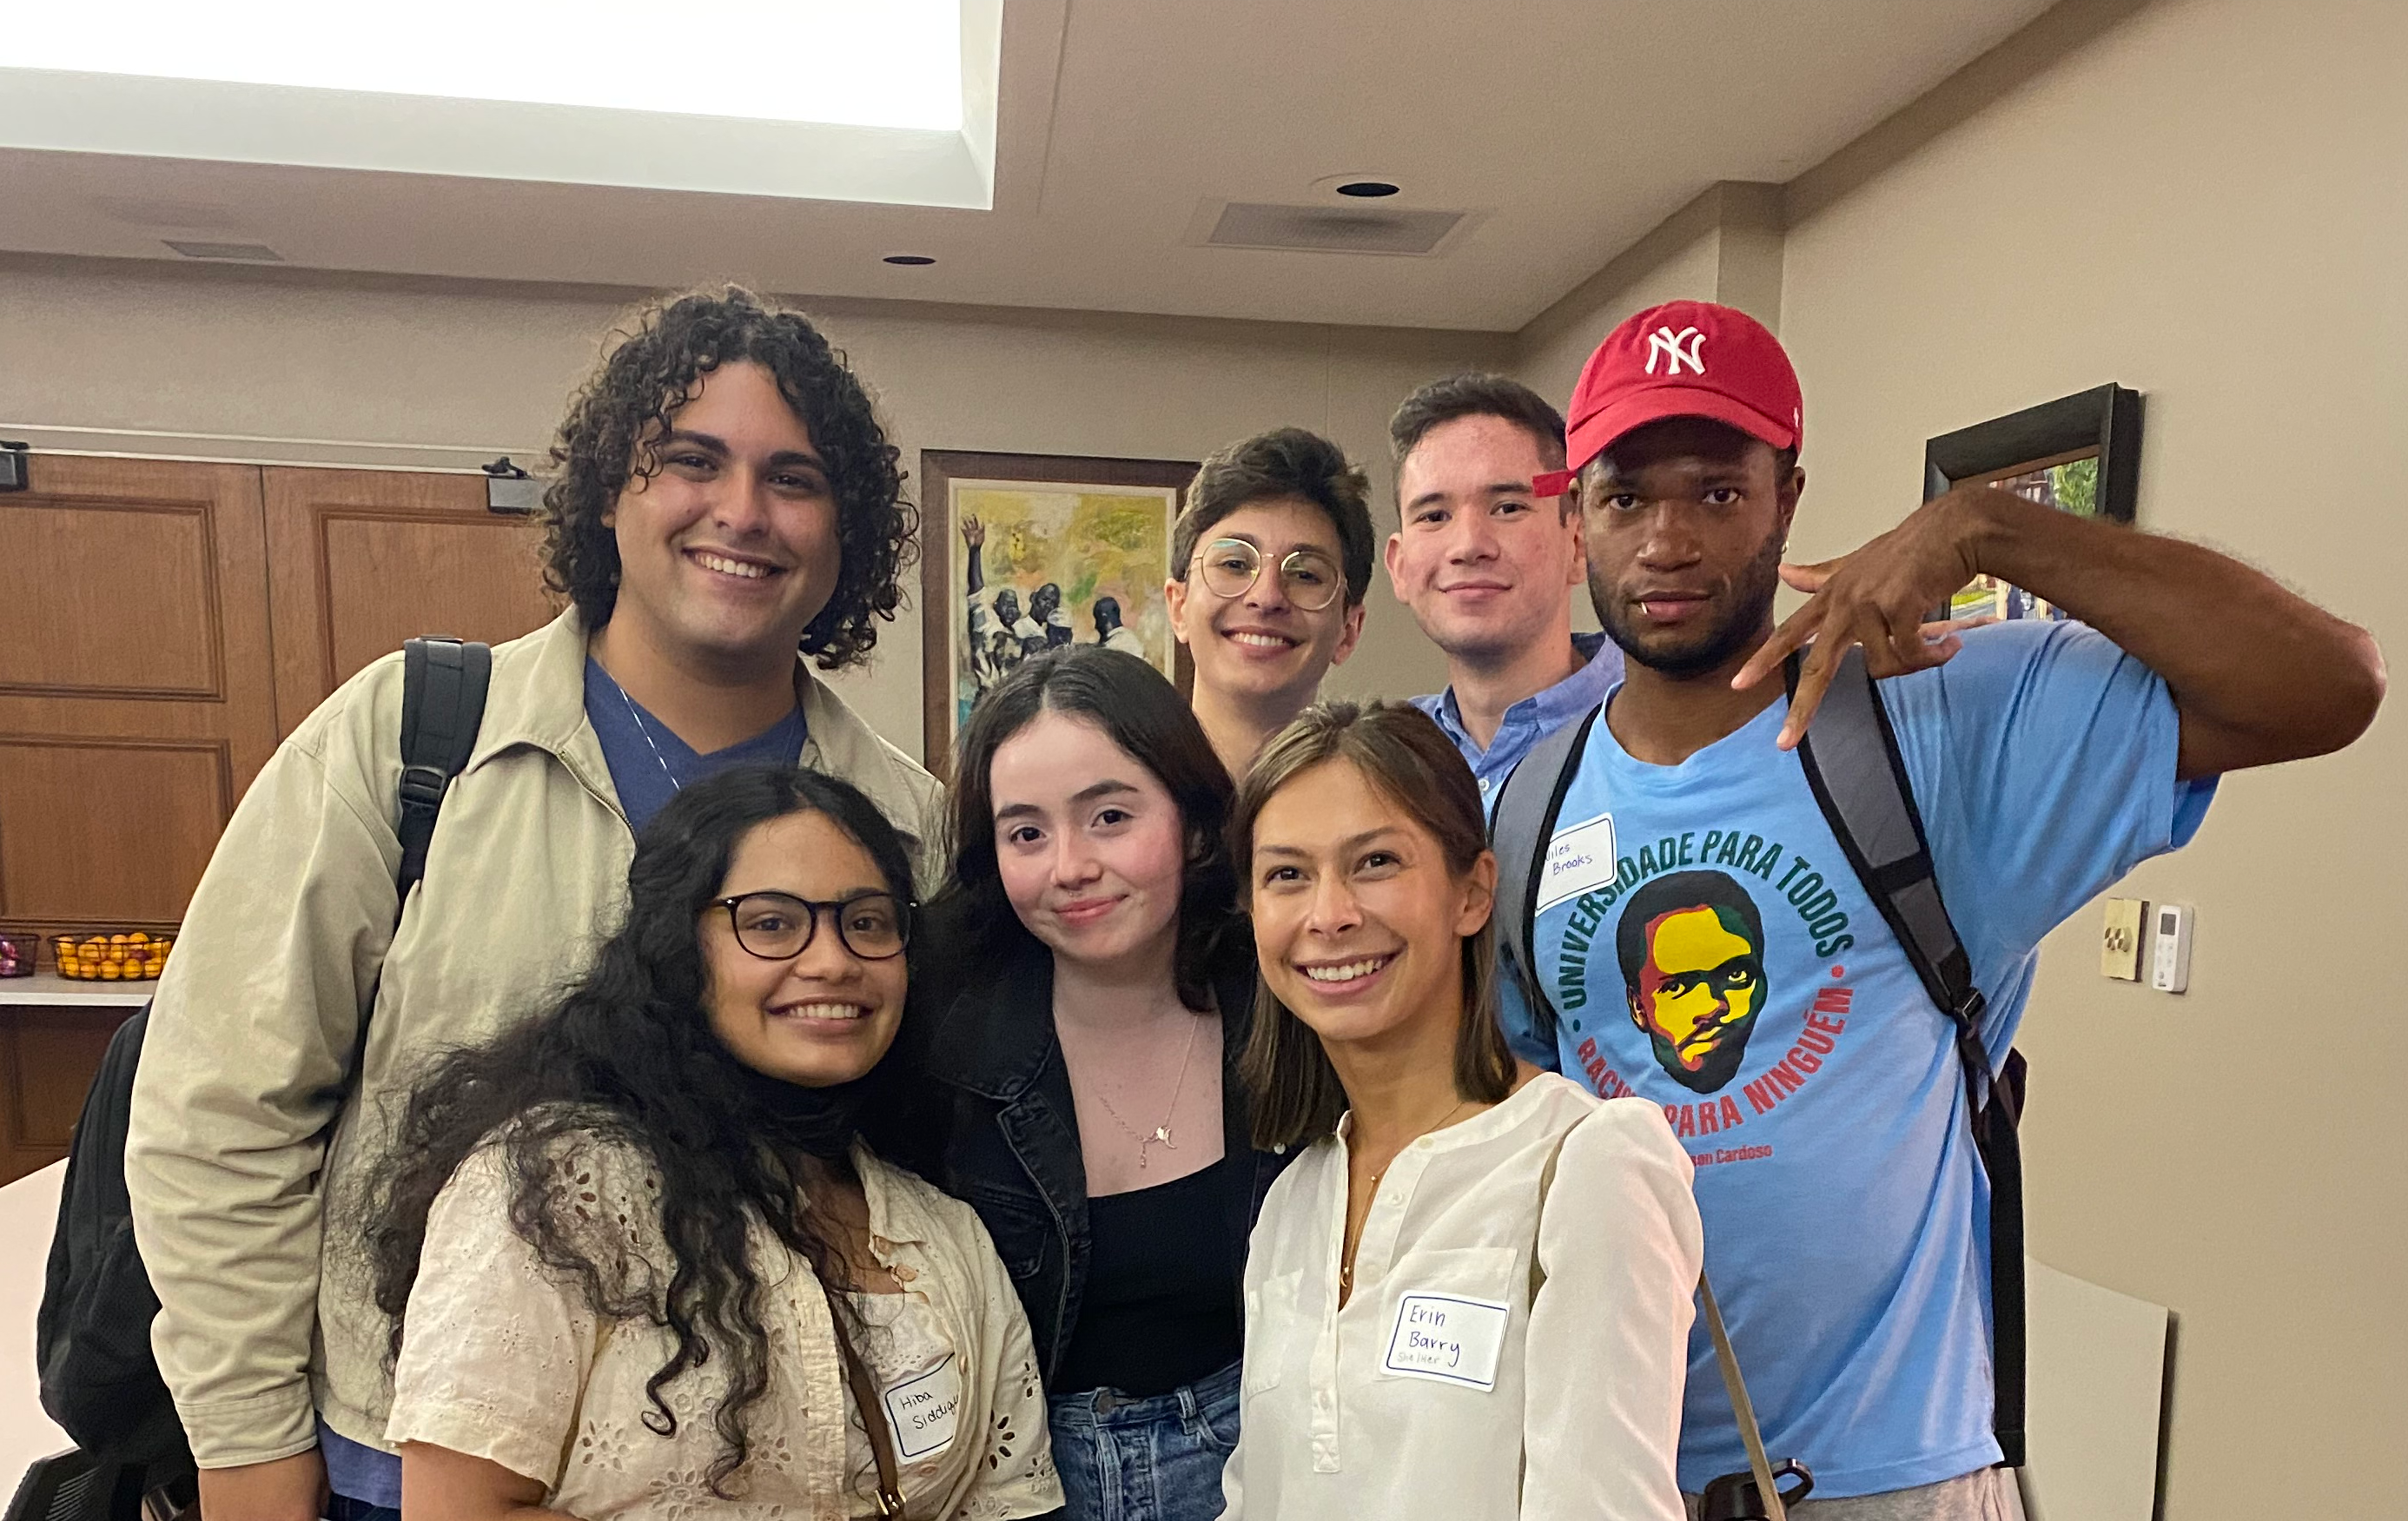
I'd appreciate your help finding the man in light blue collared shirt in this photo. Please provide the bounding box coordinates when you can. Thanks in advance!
[1386,374,1624,810]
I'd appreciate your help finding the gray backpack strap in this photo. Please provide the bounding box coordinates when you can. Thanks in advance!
[1785,645,1983,1048]
[1786,644,2027,1469]
[1487,704,1604,1049]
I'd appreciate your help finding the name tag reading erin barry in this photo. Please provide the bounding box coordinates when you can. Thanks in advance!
[1381,1293,1512,1392]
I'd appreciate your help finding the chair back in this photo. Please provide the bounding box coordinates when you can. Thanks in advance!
[2,1450,136,1521]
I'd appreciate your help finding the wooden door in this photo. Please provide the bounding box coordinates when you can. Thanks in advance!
[0,456,281,951]
[262,467,561,728]
[0,462,560,1174]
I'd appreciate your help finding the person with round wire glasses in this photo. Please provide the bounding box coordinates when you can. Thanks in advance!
[1165,427,1376,778]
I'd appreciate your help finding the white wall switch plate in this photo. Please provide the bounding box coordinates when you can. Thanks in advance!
[2101,898,2146,981]
[2148,903,2192,993]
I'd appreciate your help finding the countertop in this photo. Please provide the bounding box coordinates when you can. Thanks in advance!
[0,970,155,1008]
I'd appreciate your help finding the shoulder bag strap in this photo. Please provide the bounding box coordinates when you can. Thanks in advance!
[1701,1272,1788,1521]
[1531,1134,1785,1518]
[827,1299,907,1518]
[1785,645,2027,1467]
[397,636,493,911]
[1488,704,1604,1047]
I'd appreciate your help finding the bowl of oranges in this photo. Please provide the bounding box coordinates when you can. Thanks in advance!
[52,932,173,982]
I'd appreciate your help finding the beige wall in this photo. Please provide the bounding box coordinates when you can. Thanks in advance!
[1775,0,2404,1514]
[1513,214,1719,410]
[1512,181,1787,407]
[0,256,1486,755]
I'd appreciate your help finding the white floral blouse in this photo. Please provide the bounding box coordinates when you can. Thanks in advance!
[385,1132,1062,1520]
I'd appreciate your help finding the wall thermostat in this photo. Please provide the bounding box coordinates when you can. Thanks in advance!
[2149,903,2193,993]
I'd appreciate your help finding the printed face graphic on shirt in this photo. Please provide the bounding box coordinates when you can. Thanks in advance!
[1617,870,1767,1094]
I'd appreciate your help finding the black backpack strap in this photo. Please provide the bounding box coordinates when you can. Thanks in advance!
[1487,704,1604,1049]
[398,637,493,909]
[1787,645,2027,1468]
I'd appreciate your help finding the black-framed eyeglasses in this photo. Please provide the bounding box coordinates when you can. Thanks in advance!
[1190,537,1345,612]
[711,890,912,962]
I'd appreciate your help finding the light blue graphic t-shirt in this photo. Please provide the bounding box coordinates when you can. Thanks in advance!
[1502,621,2215,1498]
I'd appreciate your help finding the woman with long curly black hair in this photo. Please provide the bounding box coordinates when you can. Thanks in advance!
[367,765,1061,1520]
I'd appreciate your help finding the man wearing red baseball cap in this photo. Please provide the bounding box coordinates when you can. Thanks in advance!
[1497,300,2381,1517]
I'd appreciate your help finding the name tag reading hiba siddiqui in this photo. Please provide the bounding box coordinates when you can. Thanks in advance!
[882,1353,963,1460]
[1381,1293,1511,1392]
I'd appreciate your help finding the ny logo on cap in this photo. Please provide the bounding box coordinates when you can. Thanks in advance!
[1644,325,1706,377]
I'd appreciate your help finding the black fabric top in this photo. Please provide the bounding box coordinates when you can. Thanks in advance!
[1049,1154,1248,1397]
[917,910,1295,1387]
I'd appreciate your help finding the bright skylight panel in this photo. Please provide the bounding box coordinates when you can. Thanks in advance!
[8,0,962,130]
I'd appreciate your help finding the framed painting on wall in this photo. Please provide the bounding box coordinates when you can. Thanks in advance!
[1923,383,2142,623]
[919,450,1197,770]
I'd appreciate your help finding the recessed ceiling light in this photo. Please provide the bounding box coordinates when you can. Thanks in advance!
[883,254,936,266]
[1335,180,1401,198]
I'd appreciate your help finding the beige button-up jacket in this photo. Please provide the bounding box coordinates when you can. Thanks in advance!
[126,610,944,1466]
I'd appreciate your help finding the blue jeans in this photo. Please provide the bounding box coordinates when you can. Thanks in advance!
[324,1500,399,1521]
[1048,1359,1240,1521]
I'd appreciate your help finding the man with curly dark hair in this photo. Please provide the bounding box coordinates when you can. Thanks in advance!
[128,286,943,1521]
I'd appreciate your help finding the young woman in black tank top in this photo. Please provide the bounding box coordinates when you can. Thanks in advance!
[922,647,1289,1521]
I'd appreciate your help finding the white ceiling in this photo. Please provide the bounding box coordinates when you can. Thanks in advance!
[0,0,2058,331]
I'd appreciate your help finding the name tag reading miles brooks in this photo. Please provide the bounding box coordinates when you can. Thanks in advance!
[882,1353,963,1460]
[1536,811,1617,916]
[1382,1293,1511,1392]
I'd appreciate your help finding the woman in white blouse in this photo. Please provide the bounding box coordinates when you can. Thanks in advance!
[1221,701,1703,1521]
[362,765,1062,1520]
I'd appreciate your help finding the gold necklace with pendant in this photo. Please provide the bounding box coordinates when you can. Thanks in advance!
[1091,1012,1205,1168]
[1338,1096,1473,1297]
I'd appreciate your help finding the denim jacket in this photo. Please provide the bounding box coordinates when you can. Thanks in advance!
[921,925,1292,1385]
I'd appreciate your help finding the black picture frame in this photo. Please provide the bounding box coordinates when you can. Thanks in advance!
[1923,384,2142,624]
[1922,383,2142,519]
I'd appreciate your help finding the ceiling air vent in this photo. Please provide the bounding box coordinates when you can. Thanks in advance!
[162,240,285,262]
[1193,201,1475,257]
